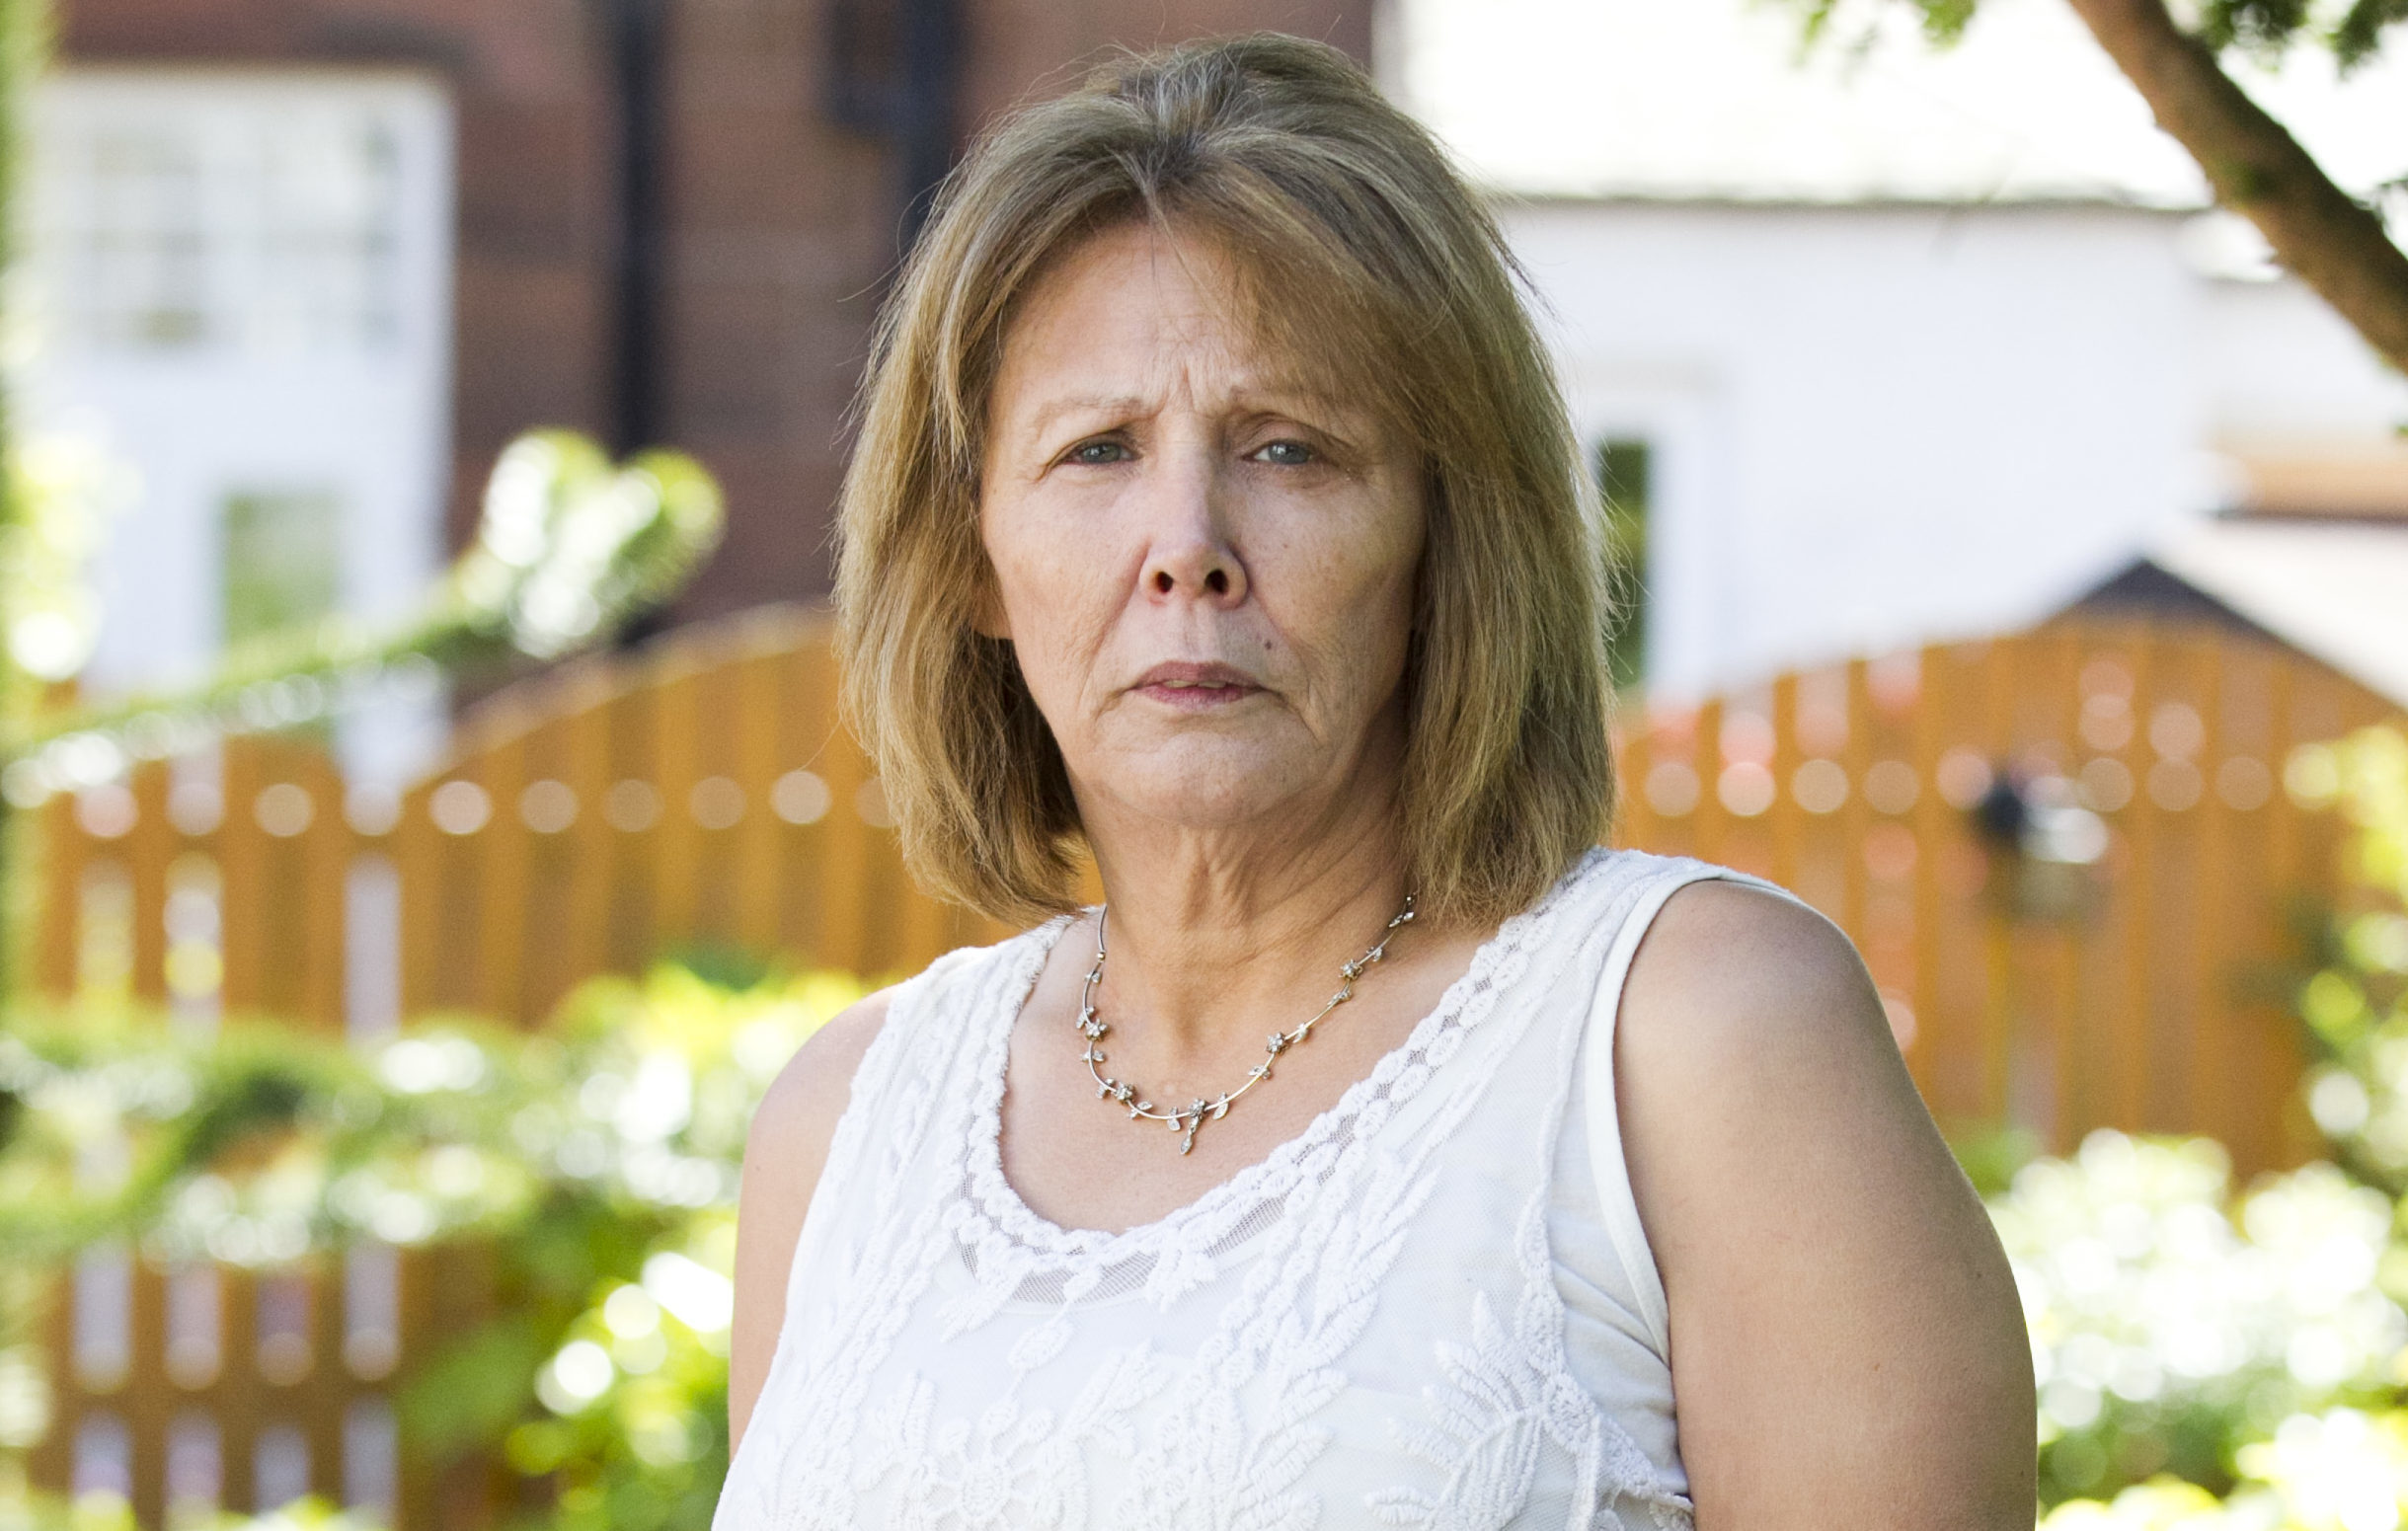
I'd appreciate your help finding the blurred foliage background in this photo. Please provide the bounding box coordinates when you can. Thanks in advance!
[0,959,865,1530]
[0,726,2403,1527]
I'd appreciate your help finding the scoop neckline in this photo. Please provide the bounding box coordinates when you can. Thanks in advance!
[956,849,1607,1264]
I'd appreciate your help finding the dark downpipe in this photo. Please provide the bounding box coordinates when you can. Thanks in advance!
[893,0,962,250]
[603,0,668,457]
[826,0,964,256]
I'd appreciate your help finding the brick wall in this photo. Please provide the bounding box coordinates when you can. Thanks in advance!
[59,0,1372,624]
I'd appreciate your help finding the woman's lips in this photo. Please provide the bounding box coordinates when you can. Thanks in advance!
[1132,661,1262,710]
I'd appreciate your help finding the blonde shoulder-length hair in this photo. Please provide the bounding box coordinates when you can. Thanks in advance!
[835,32,1615,929]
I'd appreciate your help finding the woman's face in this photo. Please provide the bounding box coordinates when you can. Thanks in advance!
[979,221,1425,838]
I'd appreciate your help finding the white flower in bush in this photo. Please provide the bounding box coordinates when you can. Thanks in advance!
[2040,1408,2408,1530]
[2237,1408,2408,1531]
[2034,1478,2241,1529]
[1993,1131,2404,1460]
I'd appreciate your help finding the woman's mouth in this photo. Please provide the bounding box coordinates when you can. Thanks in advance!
[1133,662,1263,710]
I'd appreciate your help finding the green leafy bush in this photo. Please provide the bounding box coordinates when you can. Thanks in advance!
[2031,726,2408,1525]
[2286,730,2408,1196]
[2000,1132,2405,1503]
[0,959,863,1530]
[0,1495,380,1530]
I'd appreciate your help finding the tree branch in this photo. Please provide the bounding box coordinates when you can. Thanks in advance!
[2064,0,2408,374]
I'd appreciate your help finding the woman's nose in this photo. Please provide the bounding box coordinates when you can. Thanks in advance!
[1137,467,1248,606]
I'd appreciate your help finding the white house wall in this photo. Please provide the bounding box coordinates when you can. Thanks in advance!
[2202,276,2408,447]
[1507,199,2226,699]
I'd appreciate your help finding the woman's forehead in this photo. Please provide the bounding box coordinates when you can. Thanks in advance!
[1001,226,1261,385]
[991,222,1392,433]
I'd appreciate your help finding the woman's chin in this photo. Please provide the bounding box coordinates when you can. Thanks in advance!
[1087,757,1325,835]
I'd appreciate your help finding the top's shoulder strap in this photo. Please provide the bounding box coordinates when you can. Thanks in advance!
[1579,857,1810,1358]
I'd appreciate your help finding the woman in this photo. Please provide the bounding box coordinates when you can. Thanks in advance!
[721,34,2032,1530]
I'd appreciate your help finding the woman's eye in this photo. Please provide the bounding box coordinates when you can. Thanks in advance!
[1067,439,1130,466]
[1253,439,1315,467]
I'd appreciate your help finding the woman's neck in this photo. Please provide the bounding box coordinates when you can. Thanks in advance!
[1078,786,1416,1063]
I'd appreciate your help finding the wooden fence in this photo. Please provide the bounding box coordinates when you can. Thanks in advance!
[34,604,1006,1035]
[23,602,2402,1526]
[1614,616,2396,1173]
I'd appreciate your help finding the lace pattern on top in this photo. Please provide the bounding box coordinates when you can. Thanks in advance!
[947,859,1598,1314]
[719,847,1712,1531]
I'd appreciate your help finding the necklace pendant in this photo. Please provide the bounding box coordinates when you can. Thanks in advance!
[1178,1099,1210,1155]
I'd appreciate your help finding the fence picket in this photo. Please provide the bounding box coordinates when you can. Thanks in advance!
[127,766,173,1009]
[732,637,790,960]
[554,668,619,1015]
[650,653,708,952]
[474,725,535,1022]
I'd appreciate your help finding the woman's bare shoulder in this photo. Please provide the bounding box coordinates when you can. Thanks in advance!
[748,987,900,1176]
[1607,876,1910,1178]
[729,986,899,1450]
[1612,875,1932,1253]
[1620,877,1875,1043]
[740,987,901,1272]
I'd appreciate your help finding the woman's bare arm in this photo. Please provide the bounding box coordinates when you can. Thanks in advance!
[727,989,894,1455]
[1618,882,2034,1527]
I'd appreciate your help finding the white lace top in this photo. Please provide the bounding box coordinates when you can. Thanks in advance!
[718,848,1761,1531]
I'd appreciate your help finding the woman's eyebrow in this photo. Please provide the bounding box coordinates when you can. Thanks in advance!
[1022,394,1152,437]
[1234,387,1378,443]
[1226,364,1368,418]
[1012,380,1365,441]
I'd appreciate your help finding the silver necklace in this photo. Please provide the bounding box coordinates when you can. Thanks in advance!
[1076,893,1418,1155]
